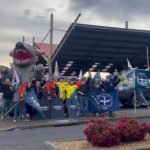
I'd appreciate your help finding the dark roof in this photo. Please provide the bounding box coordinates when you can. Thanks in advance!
[52,23,150,75]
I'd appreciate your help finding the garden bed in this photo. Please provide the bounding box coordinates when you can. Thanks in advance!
[56,138,150,150]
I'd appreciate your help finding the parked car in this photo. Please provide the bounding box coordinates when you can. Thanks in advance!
[118,69,150,107]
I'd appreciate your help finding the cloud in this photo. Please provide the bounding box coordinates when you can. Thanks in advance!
[24,9,31,16]
[69,0,150,21]
[1,0,150,67]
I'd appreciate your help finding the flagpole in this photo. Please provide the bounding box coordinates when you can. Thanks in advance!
[1,102,19,119]
[133,69,136,114]
[147,46,149,70]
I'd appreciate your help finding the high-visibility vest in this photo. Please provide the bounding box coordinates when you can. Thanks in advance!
[76,80,81,89]
[66,84,77,99]
[19,83,27,100]
[57,81,69,100]
[44,82,57,96]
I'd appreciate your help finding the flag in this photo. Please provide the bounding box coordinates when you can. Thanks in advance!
[54,61,60,78]
[78,69,83,80]
[25,89,42,112]
[93,70,101,81]
[127,58,133,70]
[89,90,120,112]
[12,68,20,87]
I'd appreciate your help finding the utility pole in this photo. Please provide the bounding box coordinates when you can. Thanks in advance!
[49,13,53,79]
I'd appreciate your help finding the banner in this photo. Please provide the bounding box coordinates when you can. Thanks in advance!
[135,69,150,89]
[135,69,150,105]
[25,89,42,112]
[89,90,120,112]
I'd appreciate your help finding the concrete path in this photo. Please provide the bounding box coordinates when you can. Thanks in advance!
[0,108,150,132]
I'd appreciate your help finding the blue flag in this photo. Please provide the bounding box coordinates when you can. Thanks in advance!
[134,69,150,108]
[89,90,120,112]
[25,89,42,112]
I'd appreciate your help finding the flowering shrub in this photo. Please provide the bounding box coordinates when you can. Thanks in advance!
[83,117,150,148]
[83,118,121,147]
[116,117,148,142]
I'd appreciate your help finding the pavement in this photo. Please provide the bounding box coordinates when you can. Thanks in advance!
[0,107,150,132]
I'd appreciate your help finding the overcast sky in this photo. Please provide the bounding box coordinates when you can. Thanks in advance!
[1,0,150,66]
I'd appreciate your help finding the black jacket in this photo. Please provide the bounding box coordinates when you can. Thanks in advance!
[2,84,13,100]
[35,87,43,99]
[78,78,90,96]
[102,77,120,92]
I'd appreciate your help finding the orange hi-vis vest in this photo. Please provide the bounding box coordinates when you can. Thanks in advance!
[19,83,27,100]
[44,82,57,96]
[76,80,81,89]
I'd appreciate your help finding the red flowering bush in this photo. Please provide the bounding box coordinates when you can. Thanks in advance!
[116,117,148,142]
[83,118,121,147]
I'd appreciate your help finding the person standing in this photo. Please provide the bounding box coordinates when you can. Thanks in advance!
[43,78,59,118]
[25,82,36,119]
[57,77,69,117]
[13,84,20,123]
[78,76,91,117]
[34,81,45,119]
[18,81,28,120]
[1,79,13,120]
[90,78,103,116]
[102,74,120,117]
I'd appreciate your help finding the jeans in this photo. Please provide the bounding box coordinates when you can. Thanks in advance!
[19,101,27,119]
[63,100,68,117]
[14,101,20,120]
[1,99,11,117]
[73,95,80,117]
[79,95,89,116]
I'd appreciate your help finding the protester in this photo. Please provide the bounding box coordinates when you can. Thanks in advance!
[63,78,78,117]
[18,81,28,120]
[34,81,45,118]
[43,78,59,118]
[90,78,103,116]
[102,74,120,117]
[35,81,43,100]
[43,78,59,99]
[57,77,69,117]
[13,84,20,123]
[0,78,13,120]
[78,75,91,117]
[25,82,37,119]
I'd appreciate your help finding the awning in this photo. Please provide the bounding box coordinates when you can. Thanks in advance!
[52,23,150,76]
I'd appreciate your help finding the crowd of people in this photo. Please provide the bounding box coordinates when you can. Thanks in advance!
[0,71,120,123]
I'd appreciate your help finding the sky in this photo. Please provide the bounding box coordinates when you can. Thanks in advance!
[1,0,150,67]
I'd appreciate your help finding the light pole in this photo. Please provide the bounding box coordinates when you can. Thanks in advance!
[49,13,53,79]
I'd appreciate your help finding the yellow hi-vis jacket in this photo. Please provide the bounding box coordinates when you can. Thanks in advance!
[65,84,77,99]
[57,81,69,100]
[57,82,77,100]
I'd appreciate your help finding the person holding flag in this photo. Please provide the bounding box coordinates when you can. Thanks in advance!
[89,70,103,116]
[18,80,28,120]
[102,73,120,117]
